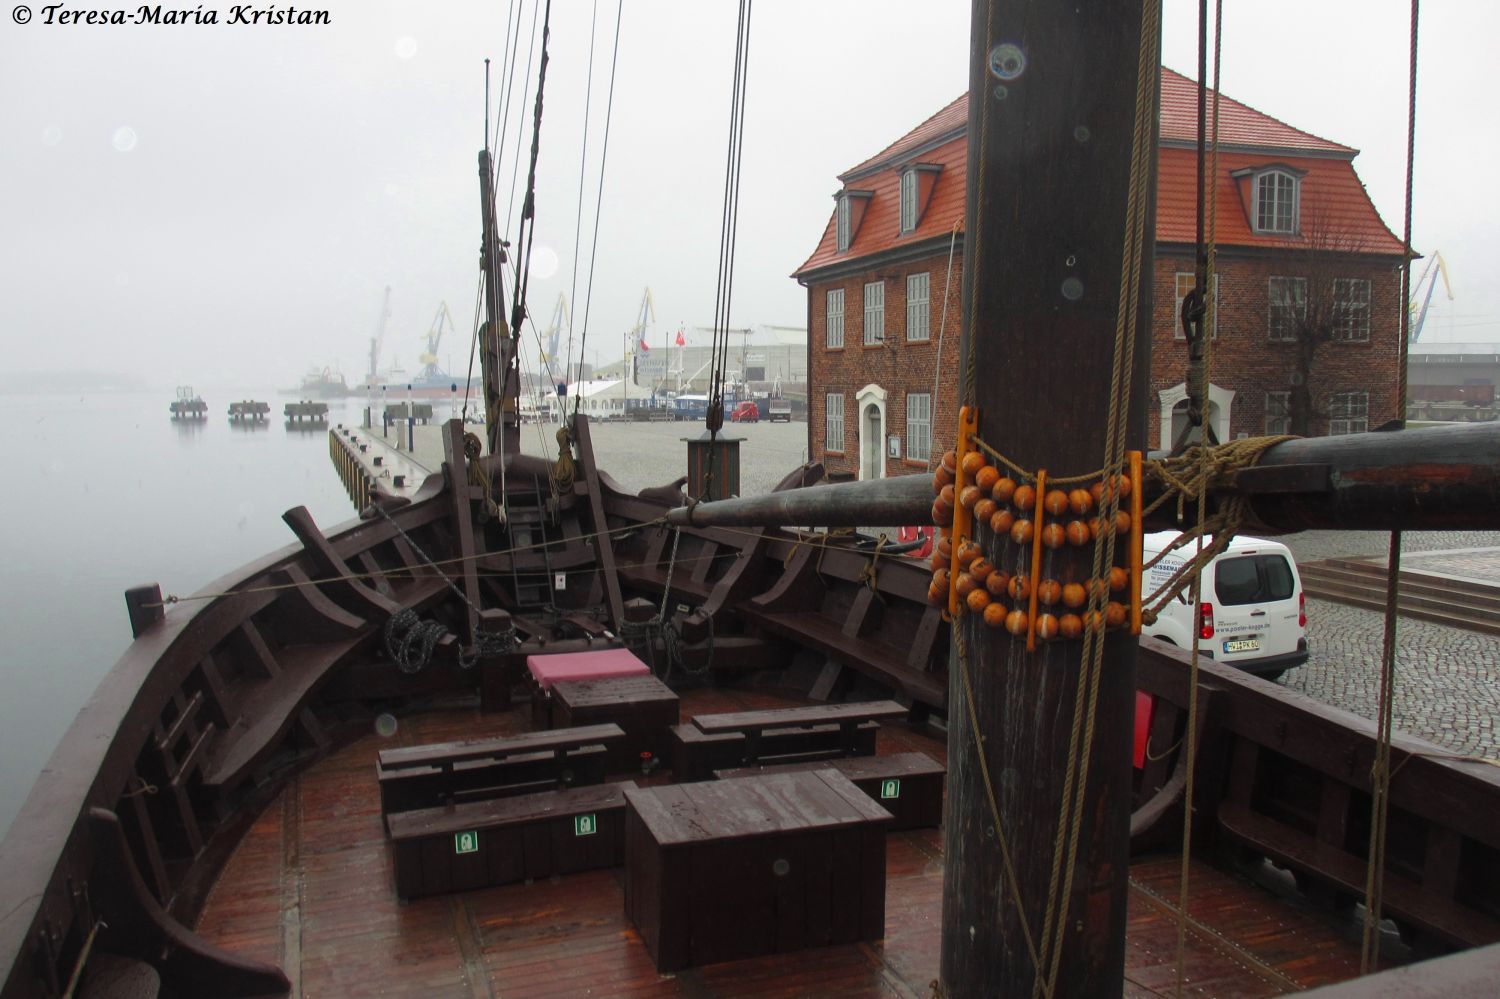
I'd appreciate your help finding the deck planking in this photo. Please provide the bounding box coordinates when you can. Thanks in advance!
[195,685,1383,997]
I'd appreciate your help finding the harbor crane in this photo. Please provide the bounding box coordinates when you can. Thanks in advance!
[366,285,392,386]
[627,287,655,382]
[1408,250,1454,342]
[416,302,457,381]
[538,293,570,377]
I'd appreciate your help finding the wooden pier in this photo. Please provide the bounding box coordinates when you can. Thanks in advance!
[227,400,270,422]
[283,400,329,422]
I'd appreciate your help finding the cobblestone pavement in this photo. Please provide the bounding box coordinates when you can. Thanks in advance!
[1278,530,1500,762]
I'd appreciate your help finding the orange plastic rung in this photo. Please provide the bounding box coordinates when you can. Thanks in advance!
[1027,469,1046,652]
[947,406,980,617]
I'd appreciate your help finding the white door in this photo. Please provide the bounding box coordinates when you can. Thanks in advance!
[862,403,884,480]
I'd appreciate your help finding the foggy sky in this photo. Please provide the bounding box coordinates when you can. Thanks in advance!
[2,1,1494,393]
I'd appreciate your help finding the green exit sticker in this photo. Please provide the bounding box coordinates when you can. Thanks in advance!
[454,830,479,855]
[574,813,597,837]
[880,779,901,800]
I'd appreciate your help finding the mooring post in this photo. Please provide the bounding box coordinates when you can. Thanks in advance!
[124,584,165,639]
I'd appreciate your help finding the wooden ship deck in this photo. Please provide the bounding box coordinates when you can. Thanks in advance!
[194,684,1376,998]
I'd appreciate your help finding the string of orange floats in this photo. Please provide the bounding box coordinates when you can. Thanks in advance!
[927,406,1144,648]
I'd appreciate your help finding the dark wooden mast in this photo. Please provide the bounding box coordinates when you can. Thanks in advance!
[477,148,520,459]
[940,4,1156,995]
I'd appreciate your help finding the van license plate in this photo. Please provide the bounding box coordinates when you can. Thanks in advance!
[1223,638,1260,654]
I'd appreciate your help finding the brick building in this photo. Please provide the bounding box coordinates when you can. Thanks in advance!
[793,69,1406,479]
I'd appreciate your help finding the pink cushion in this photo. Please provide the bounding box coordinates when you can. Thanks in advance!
[527,648,651,690]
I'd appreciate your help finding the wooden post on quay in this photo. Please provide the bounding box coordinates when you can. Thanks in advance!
[940,3,1158,996]
[124,584,165,639]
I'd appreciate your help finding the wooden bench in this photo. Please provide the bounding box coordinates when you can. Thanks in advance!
[713,752,945,830]
[389,780,635,900]
[741,609,947,708]
[377,723,624,819]
[669,721,881,782]
[1218,801,1500,949]
[691,700,909,765]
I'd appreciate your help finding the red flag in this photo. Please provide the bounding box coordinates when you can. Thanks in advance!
[675,329,686,347]
[638,338,650,353]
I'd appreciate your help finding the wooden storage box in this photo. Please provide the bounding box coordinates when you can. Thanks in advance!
[552,674,680,772]
[623,770,890,971]
[714,752,945,830]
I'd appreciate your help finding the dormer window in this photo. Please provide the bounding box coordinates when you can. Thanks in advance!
[1254,169,1299,234]
[900,170,918,234]
[833,189,873,254]
[897,164,942,236]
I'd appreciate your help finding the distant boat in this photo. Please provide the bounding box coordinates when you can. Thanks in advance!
[287,366,350,399]
[167,384,207,419]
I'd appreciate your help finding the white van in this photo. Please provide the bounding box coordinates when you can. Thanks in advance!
[1141,531,1308,680]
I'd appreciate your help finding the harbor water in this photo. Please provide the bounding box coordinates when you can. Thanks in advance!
[0,392,812,837]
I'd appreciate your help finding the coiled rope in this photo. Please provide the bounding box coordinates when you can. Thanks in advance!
[371,503,517,673]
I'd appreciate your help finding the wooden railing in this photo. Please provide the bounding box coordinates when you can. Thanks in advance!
[0,480,462,999]
[5,451,1499,995]
[1131,638,1500,954]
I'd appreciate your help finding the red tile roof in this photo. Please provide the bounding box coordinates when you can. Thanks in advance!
[840,93,968,181]
[1156,147,1403,253]
[795,69,1400,279]
[1158,67,1353,154]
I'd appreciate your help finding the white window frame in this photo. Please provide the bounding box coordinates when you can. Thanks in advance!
[906,392,932,463]
[1328,391,1369,435]
[1333,277,1371,342]
[1268,276,1307,342]
[1254,169,1299,234]
[900,169,918,234]
[1265,391,1291,435]
[863,281,884,345]
[1173,272,1219,340]
[825,392,845,453]
[906,272,931,342]
[826,288,845,349]
[836,195,851,252]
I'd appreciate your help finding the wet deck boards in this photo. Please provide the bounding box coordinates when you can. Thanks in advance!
[195,685,1379,997]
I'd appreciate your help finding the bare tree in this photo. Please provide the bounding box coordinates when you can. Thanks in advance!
[1266,213,1382,436]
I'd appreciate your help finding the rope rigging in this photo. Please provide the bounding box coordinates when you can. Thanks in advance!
[1173,4,1223,991]
[507,0,553,406]
[1361,0,1421,975]
[571,0,627,424]
[564,0,603,404]
[703,0,754,459]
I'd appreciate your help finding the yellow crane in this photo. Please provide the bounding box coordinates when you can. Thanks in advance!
[1409,251,1453,342]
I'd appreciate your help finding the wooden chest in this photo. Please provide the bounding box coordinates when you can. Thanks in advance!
[623,770,891,971]
[714,752,945,830]
[388,781,633,900]
[552,674,680,772]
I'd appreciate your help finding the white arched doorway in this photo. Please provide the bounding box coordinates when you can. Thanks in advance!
[855,383,887,481]
[1158,382,1234,450]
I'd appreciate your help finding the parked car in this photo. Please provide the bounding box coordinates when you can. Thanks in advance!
[730,400,759,423]
[766,399,792,422]
[1141,531,1308,680]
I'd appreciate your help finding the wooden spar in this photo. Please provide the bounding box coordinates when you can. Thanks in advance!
[941,5,1155,995]
[663,421,1500,533]
[477,149,519,459]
